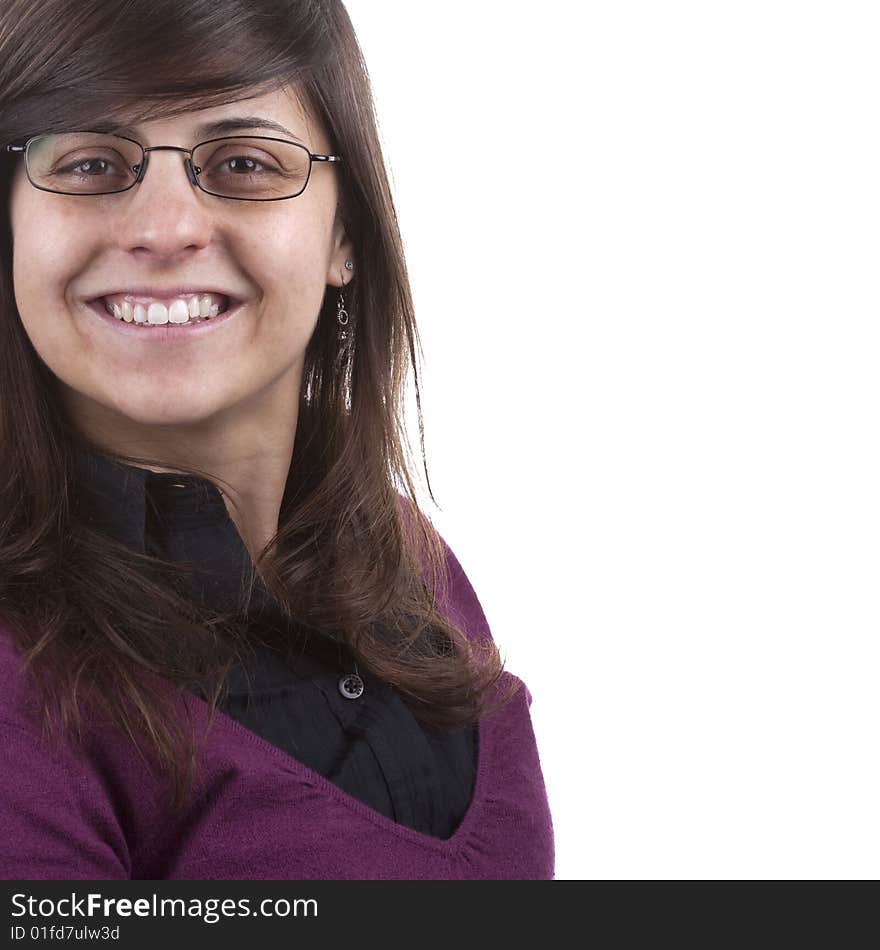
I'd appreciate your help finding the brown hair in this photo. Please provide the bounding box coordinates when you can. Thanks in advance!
[0,0,516,815]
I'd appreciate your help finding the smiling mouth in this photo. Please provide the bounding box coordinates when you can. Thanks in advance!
[85,296,244,338]
[96,295,233,326]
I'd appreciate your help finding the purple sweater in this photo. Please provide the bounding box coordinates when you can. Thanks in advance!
[0,540,554,880]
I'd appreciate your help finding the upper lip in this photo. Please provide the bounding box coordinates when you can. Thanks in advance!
[88,287,241,303]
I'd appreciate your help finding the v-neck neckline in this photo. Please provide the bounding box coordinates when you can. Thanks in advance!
[183,686,488,853]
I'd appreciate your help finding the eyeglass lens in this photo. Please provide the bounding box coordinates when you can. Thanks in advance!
[25,132,312,200]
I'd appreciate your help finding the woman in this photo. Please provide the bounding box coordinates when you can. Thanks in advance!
[0,0,554,880]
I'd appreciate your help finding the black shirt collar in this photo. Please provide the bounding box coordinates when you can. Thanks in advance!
[70,439,259,624]
[69,440,352,674]
[71,440,230,553]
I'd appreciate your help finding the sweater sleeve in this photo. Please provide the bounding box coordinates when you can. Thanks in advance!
[0,718,131,880]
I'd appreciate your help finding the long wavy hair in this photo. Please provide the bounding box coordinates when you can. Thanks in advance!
[0,0,516,815]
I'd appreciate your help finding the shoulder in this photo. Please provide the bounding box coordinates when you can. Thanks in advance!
[395,493,494,647]
[0,625,133,879]
[0,623,43,730]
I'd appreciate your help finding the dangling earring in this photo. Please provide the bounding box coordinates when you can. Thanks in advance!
[334,259,354,373]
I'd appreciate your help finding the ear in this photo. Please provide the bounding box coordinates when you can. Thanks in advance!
[326,213,355,288]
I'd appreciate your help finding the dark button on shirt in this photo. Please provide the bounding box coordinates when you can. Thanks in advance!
[71,443,476,840]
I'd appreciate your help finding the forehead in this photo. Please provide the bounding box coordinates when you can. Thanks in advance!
[104,85,320,146]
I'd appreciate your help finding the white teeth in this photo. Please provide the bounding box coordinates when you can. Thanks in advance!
[148,303,169,325]
[104,294,227,325]
[146,300,190,324]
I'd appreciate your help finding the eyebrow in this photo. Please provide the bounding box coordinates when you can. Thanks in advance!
[94,116,306,145]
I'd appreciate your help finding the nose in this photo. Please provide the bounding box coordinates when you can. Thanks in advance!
[112,147,216,254]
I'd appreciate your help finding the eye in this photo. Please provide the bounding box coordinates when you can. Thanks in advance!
[225,155,266,174]
[57,154,123,177]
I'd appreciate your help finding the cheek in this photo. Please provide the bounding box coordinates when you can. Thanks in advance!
[243,218,333,336]
[258,276,328,357]
[11,185,78,288]
[11,218,84,346]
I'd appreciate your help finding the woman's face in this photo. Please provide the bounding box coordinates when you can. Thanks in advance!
[7,84,352,452]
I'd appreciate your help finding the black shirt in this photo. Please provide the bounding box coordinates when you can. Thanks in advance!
[70,443,476,840]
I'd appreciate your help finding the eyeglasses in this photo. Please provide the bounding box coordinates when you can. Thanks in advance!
[4,131,344,202]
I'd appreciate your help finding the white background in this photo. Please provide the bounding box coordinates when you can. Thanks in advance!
[344,1,880,879]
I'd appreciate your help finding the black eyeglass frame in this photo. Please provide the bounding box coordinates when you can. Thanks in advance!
[4,132,344,202]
